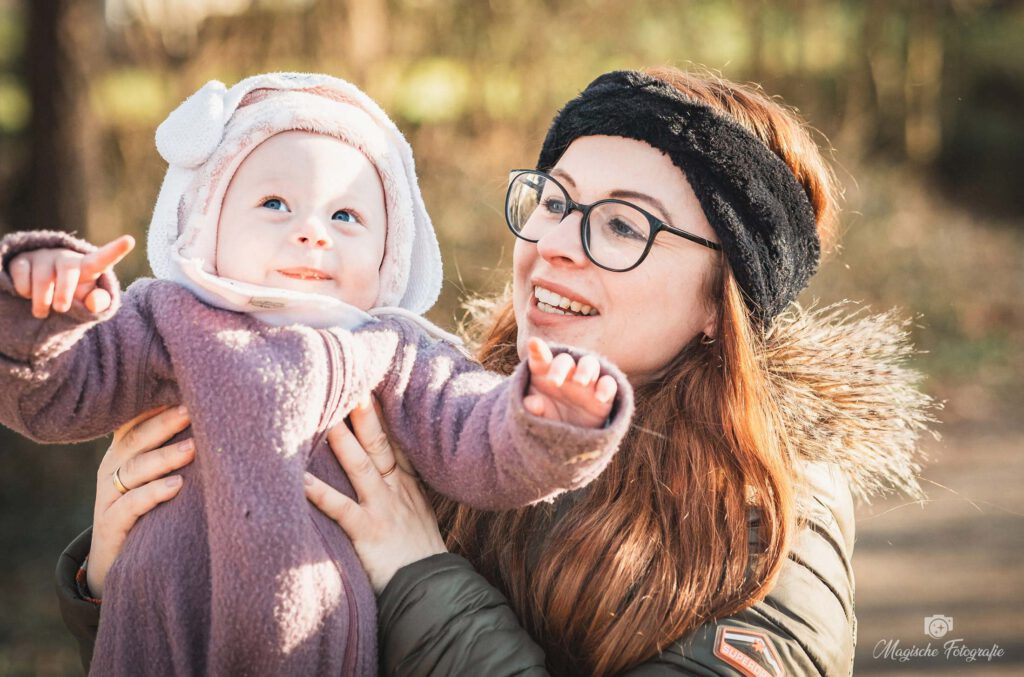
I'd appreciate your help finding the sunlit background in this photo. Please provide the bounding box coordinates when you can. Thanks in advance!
[1,0,1022,674]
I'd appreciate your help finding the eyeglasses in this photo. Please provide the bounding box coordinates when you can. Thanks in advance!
[504,169,721,272]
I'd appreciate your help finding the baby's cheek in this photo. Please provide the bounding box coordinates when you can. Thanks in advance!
[340,268,380,310]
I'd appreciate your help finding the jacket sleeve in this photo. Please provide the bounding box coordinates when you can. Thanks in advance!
[377,463,857,677]
[352,317,635,510]
[0,230,176,443]
[55,527,100,673]
[377,553,549,677]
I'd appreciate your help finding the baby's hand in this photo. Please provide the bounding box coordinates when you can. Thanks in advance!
[7,235,134,318]
[523,337,617,428]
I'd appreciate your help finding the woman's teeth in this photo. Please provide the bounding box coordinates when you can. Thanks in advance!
[533,286,596,316]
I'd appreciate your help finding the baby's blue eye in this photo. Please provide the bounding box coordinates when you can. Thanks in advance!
[261,198,289,212]
[332,210,360,224]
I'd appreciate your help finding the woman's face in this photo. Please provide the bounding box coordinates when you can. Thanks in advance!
[512,135,720,381]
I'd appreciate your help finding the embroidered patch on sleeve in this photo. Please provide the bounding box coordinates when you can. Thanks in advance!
[713,626,785,677]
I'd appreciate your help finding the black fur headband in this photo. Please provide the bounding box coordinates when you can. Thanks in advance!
[537,70,820,324]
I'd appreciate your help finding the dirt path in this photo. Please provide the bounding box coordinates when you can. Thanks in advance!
[852,424,1024,674]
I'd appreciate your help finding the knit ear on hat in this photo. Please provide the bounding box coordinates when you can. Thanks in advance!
[155,80,229,168]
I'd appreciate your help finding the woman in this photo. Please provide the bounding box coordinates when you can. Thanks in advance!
[57,68,932,675]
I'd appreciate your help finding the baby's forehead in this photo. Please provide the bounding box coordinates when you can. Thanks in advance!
[225,132,387,206]
[236,132,376,178]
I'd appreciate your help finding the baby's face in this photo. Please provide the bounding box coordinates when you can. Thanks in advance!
[216,131,386,310]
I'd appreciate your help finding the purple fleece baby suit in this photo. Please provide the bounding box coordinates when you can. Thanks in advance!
[0,231,634,676]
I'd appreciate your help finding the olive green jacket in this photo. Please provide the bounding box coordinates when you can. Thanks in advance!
[57,304,934,675]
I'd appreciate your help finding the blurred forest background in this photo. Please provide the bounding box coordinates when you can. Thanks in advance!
[0,0,1021,674]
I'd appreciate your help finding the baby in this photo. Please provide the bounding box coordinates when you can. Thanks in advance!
[0,74,633,676]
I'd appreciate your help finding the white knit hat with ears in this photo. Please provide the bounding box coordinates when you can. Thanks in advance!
[146,72,443,329]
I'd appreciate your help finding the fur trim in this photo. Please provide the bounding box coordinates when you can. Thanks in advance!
[763,302,939,502]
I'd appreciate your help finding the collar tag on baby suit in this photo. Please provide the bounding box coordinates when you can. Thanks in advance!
[249,297,286,310]
[713,626,785,677]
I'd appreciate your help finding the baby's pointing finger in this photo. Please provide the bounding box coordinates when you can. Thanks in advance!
[81,235,135,280]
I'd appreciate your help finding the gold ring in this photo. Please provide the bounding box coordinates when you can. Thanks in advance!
[380,461,398,479]
[112,466,129,495]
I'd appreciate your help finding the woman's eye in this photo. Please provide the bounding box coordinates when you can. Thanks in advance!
[261,198,289,212]
[332,209,361,224]
[541,197,566,216]
[607,217,645,241]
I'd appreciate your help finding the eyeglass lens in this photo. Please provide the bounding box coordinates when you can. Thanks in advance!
[506,171,652,271]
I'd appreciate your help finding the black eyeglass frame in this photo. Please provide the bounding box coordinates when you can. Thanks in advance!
[505,169,722,273]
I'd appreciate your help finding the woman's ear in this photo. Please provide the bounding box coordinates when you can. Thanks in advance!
[701,309,718,340]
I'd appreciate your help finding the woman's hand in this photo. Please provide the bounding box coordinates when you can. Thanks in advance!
[88,405,195,597]
[304,398,446,594]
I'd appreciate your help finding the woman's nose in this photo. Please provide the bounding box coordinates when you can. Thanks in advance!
[535,212,587,267]
[291,217,333,250]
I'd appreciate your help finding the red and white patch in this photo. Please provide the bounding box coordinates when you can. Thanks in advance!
[713,626,785,677]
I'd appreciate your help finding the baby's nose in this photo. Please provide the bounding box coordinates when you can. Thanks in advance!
[292,220,333,249]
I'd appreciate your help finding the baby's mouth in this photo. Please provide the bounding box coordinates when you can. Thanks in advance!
[277,267,333,281]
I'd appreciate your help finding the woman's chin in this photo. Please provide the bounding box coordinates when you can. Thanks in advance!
[520,305,600,352]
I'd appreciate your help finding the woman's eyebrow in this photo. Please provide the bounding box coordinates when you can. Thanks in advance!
[550,168,577,188]
[609,189,673,223]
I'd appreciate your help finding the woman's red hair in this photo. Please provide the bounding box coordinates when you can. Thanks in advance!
[435,67,841,675]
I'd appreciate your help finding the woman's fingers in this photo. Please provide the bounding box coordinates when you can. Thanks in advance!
[304,472,365,536]
[108,405,190,467]
[349,397,401,483]
[89,474,185,597]
[326,420,389,501]
[108,475,185,521]
[114,438,195,493]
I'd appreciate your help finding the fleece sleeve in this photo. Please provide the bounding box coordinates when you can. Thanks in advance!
[0,230,177,443]
[346,316,635,510]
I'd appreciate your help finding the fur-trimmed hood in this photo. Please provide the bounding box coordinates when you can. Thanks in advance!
[763,302,938,502]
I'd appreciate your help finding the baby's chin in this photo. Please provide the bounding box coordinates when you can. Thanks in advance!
[272,275,377,309]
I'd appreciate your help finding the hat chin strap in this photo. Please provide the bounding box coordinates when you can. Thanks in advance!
[170,251,373,330]
[169,252,465,344]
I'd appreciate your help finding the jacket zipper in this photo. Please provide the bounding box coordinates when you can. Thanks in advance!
[312,329,361,674]
[312,330,343,449]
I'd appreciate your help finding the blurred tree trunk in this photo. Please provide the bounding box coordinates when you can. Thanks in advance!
[904,1,945,164]
[24,0,102,236]
[343,0,388,83]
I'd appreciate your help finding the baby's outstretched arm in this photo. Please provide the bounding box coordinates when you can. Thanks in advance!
[8,235,134,318]
[523,336,617,428]
[0,230,176,443]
